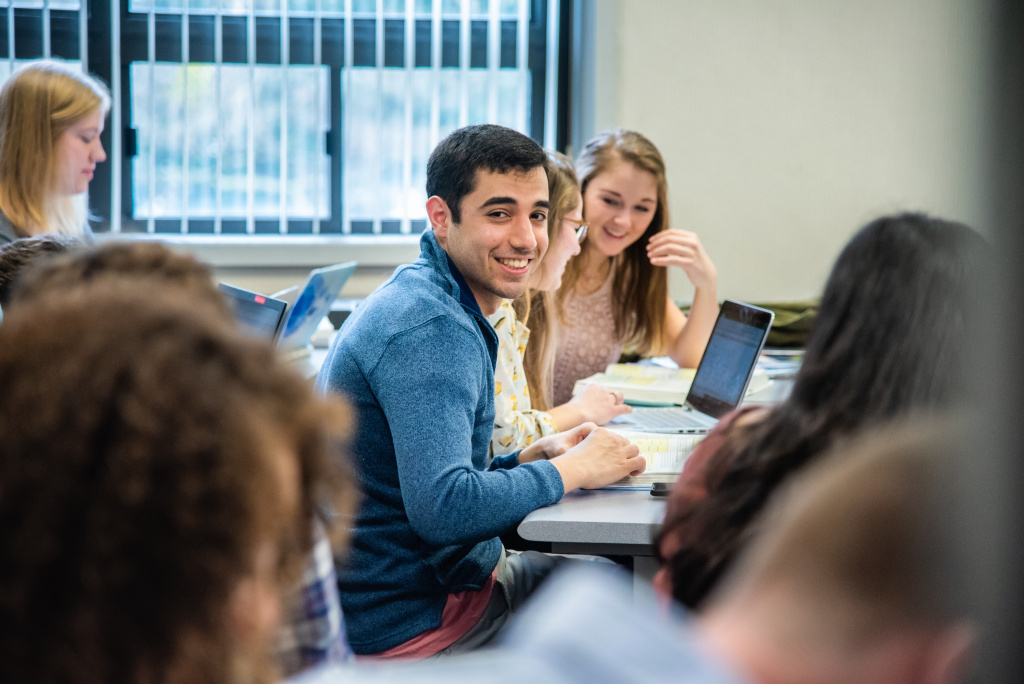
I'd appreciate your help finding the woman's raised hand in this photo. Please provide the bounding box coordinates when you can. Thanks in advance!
[646,229,717,291]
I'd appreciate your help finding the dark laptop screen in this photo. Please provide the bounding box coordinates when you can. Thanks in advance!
[686,300,774,419]
[218,283,288,342]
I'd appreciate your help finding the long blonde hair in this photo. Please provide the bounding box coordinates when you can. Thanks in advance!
[513,151,580,411]
[0,60,110,237]
[556,129,670,355]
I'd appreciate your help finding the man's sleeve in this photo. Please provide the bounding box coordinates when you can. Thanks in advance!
[370,317,563,547]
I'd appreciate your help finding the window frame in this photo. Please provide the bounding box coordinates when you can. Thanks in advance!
[75,0,572,268]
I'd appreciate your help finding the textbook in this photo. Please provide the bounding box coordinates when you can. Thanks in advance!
[572,363,696,405]
[602,431,705,489]
[572,362,771,406]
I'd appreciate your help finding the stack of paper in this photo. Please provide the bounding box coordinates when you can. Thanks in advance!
[602,431,705,488]
[572,364,696,405]
[572,362,772,405]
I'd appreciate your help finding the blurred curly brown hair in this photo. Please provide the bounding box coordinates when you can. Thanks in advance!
[10,240,227,314]
[0,233,82,307]
[0,283,354,684]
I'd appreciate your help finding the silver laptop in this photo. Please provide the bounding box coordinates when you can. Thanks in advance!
[275,261,356,355]
[219,261,356,355]
[618,300,774,434]
[218,282,289,342]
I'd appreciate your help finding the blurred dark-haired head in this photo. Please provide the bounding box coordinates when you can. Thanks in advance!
[661,212,987,610]
[10,240,226,315]
[0,234,82,307]
[795,212,986,416]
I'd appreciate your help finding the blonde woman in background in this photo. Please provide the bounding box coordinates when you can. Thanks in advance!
[489,152,631,456]
[550,130,720,406]
[0,60,110,245]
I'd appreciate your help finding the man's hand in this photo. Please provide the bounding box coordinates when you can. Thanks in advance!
[518,422,599,464]
[547,426,646,493]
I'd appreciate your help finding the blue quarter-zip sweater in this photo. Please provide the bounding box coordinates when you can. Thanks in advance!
[315,230,565,654]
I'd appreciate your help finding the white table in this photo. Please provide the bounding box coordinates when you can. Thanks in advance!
[518,489,666,590]
[291,347,330,379]
[517,378,794,590]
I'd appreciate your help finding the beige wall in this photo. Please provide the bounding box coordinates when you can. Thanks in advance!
[214,265,396,301]
[592,0,990,304]
[221,0,991,303]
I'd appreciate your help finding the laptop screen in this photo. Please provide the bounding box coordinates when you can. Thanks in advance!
[686,300,774,419]
[277,261,356,350]
[218,283,289,342]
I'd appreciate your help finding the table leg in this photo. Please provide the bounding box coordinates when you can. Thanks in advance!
[633,555,659,595]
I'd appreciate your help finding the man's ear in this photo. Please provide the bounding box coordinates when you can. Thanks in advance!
[426,196,453,243]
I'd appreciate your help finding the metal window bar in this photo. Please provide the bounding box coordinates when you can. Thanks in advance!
[457,0,468,129]
[400,0,413,234]
[543,0,557,148]
[6,5,13,73]
[485,0,498,124]
[341,0,352,234]
[111,0,122,231]
[312,0,323,234]
[428,0,440,154]
[372,0,383,235]
[42,0,50,58]
[181,0,190,234]
[78,0,86,68]
[280,0,290,234]
[214,0,222,233]
[147,5,155,233]
[515,0,526,133]
[246,0,256,234]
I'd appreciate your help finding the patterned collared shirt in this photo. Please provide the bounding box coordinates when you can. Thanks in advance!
[488,300,558,456]
[276,521,351,676]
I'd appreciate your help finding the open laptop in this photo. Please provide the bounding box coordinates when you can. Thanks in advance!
[218,261,356,353]
[218,282,289,342]
[617,300,774,434]
[274,261,356,357]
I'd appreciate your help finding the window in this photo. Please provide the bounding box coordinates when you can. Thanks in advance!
[0,0,566,252]
[113,0,566,239]
[0,0,85,74]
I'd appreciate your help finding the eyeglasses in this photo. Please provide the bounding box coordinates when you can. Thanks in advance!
[566,218,589,243]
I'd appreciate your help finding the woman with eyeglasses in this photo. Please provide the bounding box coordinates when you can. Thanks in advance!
[488,151,631,457]
[549,129,720,407]
[0,60,110,246]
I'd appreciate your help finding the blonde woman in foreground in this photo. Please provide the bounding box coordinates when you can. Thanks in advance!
[0,59,110,245]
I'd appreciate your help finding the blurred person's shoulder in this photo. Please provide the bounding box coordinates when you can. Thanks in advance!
[288,565,748,684]
[500,565,749,684]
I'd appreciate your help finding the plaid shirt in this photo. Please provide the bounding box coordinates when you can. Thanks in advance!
[276,521,352,676]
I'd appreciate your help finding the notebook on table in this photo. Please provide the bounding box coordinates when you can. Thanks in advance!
[611,300,774,435]
[598,431,706,489]
[572,364,697,405]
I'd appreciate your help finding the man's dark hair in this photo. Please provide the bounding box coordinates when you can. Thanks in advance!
[0,234,81,307]
[0,284,354,684]
[426,124,547,224]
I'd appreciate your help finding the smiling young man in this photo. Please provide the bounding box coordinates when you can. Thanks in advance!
[315,124,644,657]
